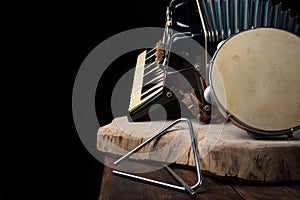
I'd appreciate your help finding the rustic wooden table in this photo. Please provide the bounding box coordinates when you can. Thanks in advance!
[97,117,300,183]
[98,156,300,200]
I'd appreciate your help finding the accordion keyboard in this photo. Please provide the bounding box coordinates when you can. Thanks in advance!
[129,49,165,114]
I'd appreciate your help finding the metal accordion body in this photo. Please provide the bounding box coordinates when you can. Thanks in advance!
[128,0,300,135]
[129,0,208,122]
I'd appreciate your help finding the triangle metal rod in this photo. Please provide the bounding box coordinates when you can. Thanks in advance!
[164,165,196,195]
[112,118,202,195]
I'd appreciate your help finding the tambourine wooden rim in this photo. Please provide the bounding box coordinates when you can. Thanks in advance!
[208,27,300,137]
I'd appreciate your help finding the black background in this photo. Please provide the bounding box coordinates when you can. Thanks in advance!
[2,1,169,200]
[2,0,299,200]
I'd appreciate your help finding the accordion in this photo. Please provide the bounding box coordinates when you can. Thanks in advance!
[128,0,300,124]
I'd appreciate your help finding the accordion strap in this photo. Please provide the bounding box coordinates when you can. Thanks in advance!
[181,92,210,123]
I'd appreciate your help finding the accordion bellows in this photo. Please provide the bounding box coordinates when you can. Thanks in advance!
[199,0,299,54]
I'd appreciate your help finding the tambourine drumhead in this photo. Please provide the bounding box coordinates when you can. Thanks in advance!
[210,28,300,133]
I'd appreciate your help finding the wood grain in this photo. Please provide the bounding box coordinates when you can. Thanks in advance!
[232,185,300,200]
[99,156,300,200]
[99,156,242,200]
[97,117,300,182]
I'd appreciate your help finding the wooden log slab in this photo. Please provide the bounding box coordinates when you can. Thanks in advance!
[97,116,300,183]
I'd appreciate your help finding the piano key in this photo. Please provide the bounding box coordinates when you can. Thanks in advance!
[143,68,164,86]
[145,52,156,61]
[146,50,157,64]
[131,51,146,93]
[144,62,157,75]
[141,81,164,100]
[129,71,164,112]
[145,47,156,55]
[129,84,164,112]
[129,51,147,110]
[143,69,163,85]
[144,65,162,78]
[141,77,163,95]
[143,71,164,88]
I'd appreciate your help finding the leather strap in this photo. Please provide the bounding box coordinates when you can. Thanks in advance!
[181,92,210,123]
